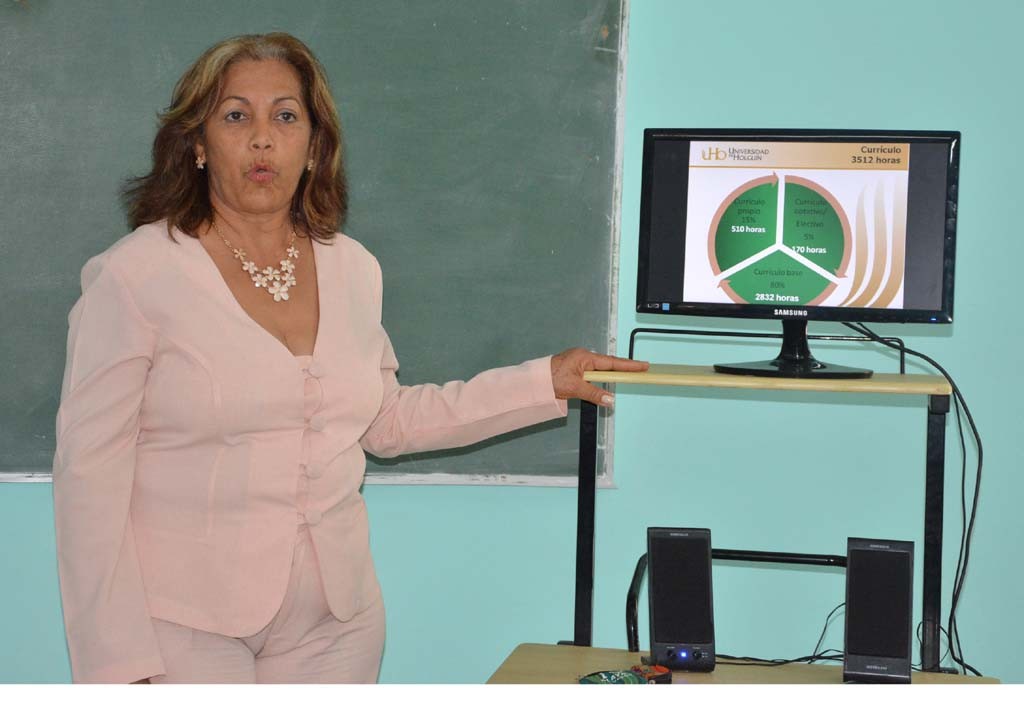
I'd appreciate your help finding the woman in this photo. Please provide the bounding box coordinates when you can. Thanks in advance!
[52,32,647,684]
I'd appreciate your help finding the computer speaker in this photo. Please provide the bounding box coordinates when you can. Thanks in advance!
[843,537,914,683]
[647,527,715,671]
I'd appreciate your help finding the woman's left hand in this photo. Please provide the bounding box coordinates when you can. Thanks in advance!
[550,348,650,409]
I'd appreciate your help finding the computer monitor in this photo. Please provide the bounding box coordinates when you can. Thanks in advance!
[636,128,960,378]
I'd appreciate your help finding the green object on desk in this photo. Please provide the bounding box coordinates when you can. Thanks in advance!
[579,669,647,684]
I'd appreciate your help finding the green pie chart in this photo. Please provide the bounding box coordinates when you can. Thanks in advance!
[709,174,851,306]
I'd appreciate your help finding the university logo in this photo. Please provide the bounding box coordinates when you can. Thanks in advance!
[701,147,727,161]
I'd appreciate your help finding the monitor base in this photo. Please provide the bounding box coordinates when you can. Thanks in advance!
[714,359,873,379]
[713,319,873,379]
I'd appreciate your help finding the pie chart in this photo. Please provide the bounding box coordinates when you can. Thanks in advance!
[708,174,852,306]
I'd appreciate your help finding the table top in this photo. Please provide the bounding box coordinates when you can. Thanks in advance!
[487,644,998,684]
[584,364,951,395]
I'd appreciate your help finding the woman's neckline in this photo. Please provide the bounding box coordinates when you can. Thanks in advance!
[178,224,326,361]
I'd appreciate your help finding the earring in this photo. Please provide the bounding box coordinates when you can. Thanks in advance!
[196,156,206,170]
[306,159,314,171]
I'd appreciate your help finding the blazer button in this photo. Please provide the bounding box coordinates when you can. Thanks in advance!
[309,414,327,431]
[304,509,323,525]
[307,361,325,378]
[306,462,324,479]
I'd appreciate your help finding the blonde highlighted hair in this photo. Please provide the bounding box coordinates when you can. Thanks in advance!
[123,33,346,241]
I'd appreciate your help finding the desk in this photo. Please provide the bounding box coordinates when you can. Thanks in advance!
[573,364,953,669]
[488,644,997,684]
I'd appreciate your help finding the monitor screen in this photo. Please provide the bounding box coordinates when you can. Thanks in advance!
[637,129,959,324]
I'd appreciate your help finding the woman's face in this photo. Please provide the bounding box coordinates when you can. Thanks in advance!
[195,58,312,220]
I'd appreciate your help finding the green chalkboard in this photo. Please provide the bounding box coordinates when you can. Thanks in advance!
[0,1,621,476]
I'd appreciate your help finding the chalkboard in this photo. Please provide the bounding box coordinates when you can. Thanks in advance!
[0,1,621,477]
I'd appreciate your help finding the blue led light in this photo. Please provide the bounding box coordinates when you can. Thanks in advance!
[680,651,688,659]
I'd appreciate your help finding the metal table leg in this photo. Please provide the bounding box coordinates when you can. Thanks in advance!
[922,393,950,671]
[573,401,598,646]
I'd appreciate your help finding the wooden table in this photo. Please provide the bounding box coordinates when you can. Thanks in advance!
[488,644,998,684]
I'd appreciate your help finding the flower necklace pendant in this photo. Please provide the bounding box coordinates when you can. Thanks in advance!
[213,220,298,302]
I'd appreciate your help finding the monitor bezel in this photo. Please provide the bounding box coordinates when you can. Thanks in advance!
[636,128,960,324]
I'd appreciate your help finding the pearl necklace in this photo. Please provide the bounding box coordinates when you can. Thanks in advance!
[212,220,299,302]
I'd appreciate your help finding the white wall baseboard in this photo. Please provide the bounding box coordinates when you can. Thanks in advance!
[0,472,614,488]
[0,473,52,483]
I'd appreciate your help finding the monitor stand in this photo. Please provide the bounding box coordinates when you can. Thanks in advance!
[714,319,873,379]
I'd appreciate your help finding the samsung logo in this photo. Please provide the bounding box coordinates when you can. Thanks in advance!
[773,308,808,317]
[866,664,889,671]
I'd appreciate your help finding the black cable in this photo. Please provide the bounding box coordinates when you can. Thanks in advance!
[950,393,971,673]
[721,596,961,674]
[720,603,846,668]
[726,614,959,672]
[718,652,844,667]
[849,321,982,676]
[948,398,982,676]
[811,602,845,660]
[843,322,983,676]
[848,321,981,676]
[915,622,954,671]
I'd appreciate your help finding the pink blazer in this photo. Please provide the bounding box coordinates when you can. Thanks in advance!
[52,222,567,683]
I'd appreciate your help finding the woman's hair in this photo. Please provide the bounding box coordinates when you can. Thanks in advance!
[122,32,346,241]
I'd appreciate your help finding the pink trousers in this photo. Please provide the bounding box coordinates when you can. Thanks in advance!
[148,524,385,683]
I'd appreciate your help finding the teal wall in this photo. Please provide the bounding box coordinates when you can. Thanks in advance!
[0,484,71,682]
[612,0,1022,682]
[2,0,1021,684]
